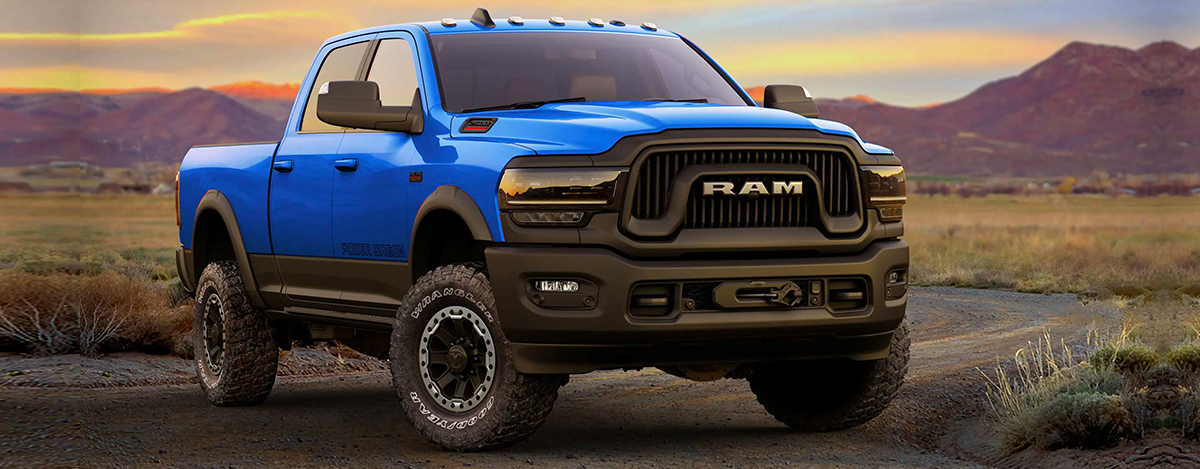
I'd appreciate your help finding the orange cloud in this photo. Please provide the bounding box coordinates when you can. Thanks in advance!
[710,31,1067,76]
[0,65,81,90]
[210,81,301,100]
[0,11,358,44]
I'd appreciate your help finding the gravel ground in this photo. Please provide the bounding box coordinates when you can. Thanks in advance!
[2,287,1171,469]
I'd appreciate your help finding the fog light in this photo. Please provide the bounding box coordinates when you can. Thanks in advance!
[886,269,908,300]
[510,211,586,226]
[533,280,580,293]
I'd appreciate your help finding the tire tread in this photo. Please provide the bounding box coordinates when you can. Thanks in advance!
[749,321,910,431]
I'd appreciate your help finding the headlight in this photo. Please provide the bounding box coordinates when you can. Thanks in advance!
[498,168,627,226]
[861,166,906,222]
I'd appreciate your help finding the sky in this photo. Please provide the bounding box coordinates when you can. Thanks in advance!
[1,0,1196,106]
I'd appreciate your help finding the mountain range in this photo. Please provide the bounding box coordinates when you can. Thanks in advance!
[1,42,1197,176]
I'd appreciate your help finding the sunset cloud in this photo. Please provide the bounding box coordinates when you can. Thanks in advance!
[710,31,1069,77]
[1,0,1190,104]
[0,66,81,91]
[0,11,358,44]
[0,9,362,90]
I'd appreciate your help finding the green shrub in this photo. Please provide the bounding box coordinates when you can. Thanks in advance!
[1165,345,1200,374]
[1005,392,1133,450]
[1091,345,1160,374]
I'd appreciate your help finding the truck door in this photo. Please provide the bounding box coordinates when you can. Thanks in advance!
[269,37,373,303]
[331,33,422,308]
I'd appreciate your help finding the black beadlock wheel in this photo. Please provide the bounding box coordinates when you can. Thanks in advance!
[193,260,278,406]
[391,262,561,452]
[749,320,910,431]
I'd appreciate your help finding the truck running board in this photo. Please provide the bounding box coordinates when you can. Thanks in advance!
[283,307,395,325]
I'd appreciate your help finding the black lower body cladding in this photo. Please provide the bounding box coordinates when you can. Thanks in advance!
[486,239,908,374]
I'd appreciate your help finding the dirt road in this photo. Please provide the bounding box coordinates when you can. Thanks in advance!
[2,287,1117,468]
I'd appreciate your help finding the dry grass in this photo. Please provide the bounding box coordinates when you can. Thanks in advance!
[984,320,1200,452]
[907,195,1200,294]
[0,194,188,356]
[0,193,179,249]
[982,329,1138,451]
[0,271,191,357]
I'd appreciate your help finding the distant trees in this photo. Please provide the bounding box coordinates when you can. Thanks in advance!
[909,173,1200,198]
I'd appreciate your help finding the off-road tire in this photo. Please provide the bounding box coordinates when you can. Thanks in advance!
[193,260,278,406]
[391,262,561,452]
[749,320,909,431]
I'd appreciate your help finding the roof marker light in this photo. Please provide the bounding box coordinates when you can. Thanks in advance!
[609,20,626,26]
[508,16,524,25]
[441,18,457,27]
[641,22,657,31]
[549,16,566,25]
[470,7,495,28]
[588,18,604,27]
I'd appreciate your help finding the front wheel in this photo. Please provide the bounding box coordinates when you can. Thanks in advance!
[749,320,910,431]
[390,262,561,451]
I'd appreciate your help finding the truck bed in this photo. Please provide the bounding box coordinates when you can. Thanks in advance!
[178,141,280,254]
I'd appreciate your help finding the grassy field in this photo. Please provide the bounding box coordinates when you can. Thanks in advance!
[906,195,1200,294]
[1,193,1197,294]
[0,194,189,356]
[0,193,1195,356]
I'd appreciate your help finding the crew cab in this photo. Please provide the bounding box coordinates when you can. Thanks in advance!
[176,8,910,451]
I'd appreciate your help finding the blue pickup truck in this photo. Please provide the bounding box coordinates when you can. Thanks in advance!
[176,8,910,451]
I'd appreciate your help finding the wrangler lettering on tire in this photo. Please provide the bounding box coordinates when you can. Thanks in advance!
[391,262,562,451]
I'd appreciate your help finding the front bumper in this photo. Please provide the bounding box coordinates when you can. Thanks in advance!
[486,239,908,374]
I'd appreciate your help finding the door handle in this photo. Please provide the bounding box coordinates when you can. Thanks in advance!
[334,158,358,172]
[272,160,294,172]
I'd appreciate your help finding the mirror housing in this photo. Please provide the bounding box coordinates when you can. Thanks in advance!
[763,84,819,119]
[317,81,423,133]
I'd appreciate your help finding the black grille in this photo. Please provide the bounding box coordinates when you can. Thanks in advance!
[630,148,858,228]
[684,175,809,229]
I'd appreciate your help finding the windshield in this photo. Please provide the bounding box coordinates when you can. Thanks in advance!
[430,32,749,113]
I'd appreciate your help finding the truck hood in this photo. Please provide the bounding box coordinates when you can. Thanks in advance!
[448,101,893,156]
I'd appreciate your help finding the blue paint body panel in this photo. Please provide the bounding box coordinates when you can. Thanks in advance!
[177,19,895,278]
[178,142,278,253]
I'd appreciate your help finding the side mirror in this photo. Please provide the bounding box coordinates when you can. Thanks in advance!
[317,81,424,133]
[763,84,819,119]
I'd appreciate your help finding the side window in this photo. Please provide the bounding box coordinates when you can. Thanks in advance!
[366,39,420,106]
[301,41,369,132]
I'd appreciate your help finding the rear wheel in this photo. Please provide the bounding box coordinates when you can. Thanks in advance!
[391,262,561,451]
[193,260,278,406]
[749,320,909,431]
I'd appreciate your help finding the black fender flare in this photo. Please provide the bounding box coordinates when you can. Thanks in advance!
[411,185,495,244]
[192,190,266,307]
[410,186,495,265]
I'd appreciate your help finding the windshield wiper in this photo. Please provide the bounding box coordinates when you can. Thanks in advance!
[460,97,587,113]
[642,98,708,103]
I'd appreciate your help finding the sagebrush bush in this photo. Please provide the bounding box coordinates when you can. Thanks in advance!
[1005,392,1133,450]
[1092,345,1161,374]
[1165,345,1200,374]
[983,331,1146,452]
[0,271,189,356]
